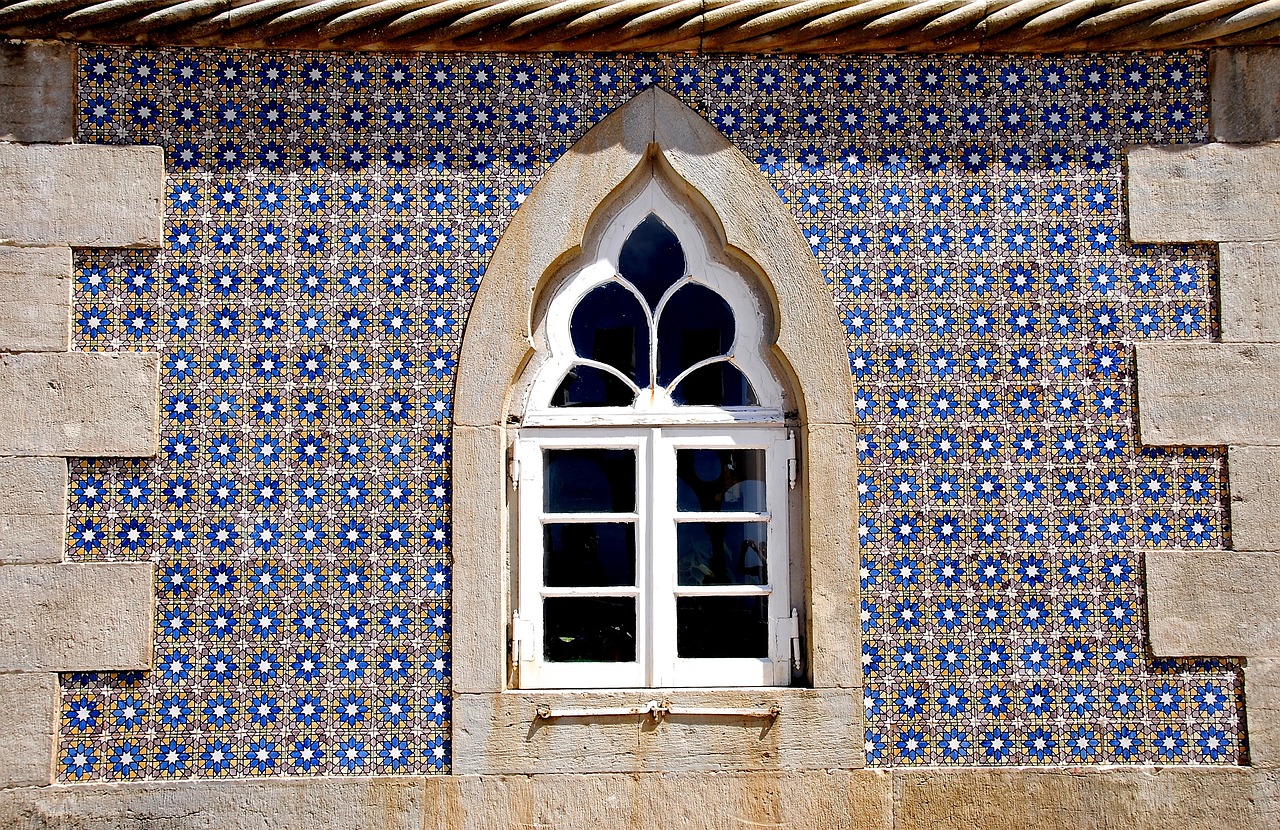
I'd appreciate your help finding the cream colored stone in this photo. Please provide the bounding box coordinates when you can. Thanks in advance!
[893,767,1280,830]
[0,246,71,352]
[1229,446,1280,551]
[0,777,423,828]
[802,422,861,693]
[1219,243,1280,342]
[0,672,56,787]
[450,424,509,696]
[0,41,75,144]
[1247,658,1280,767]
[1127,143,1280,243]
[0,456,66,564]
[1212,49,1280,143]
[454,687,861,775]
[0,144,163,247]
[0,563,153,671]
[1146,549,1280,656]
[1135,342,1280,446]
[0,351,159,457]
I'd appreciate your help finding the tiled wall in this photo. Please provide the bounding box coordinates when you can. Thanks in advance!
[58,48,1239,780]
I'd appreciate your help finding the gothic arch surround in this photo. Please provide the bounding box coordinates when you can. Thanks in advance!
[452,87,861,773]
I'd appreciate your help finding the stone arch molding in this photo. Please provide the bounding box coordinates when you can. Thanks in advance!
[452,87,862,774]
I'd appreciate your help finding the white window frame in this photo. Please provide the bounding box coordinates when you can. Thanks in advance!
[512,175,795,690]
[514,425,793,689]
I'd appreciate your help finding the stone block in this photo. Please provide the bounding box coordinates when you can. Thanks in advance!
[1212,49,1280,143]
[893,767,1280,830]
[0,351,159,457]
[1229,446,1280,551]
[1219,242,1280,342]
[0,777,423,829]
[1127,143,1280,243]
[0,245,71,352]
[1247,658,1280,767]
[1145,549,1280,656]
[454,687,862,776]
[0,456,66,564]
[1135,342,1280,446]
[0,40,75,144]
[0,562,153,671]
[0,144,163,247]
[0,672,55,787]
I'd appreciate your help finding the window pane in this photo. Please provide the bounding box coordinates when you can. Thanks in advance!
[656,284,734,386]
[619,214,685,309]
[676,449,766,513]
[544,522,636,587]
[544,449,636,513]
[551,364,636,407]
[677,521,768,586]
[570,281,650,387]
[671,361,758,407]
[676,596,768,658]
[544,597,636,662]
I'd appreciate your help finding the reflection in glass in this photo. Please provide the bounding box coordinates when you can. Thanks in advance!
[544,448,636,513]
[619,214,685,309]
[677,522,767,586]
[570,281,649,387]
[544,523,636,587]
[671,361,758,406]
[676,449,766,513]
[551,364,636,407]
[657,284,734,386]
[676,596,768,658]
[545,597,636,662]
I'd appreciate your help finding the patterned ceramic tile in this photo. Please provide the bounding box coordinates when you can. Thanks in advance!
[59,49,1240,780]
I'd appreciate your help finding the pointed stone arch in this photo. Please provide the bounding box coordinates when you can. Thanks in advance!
[452,88,861,773]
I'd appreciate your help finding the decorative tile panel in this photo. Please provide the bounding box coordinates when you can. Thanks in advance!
[60,49,1239,779]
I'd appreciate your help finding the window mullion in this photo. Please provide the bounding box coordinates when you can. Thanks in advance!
[648,427,674,687]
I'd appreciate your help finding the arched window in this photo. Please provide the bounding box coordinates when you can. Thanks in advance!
[453,88,861,774]
[512,178,794,689]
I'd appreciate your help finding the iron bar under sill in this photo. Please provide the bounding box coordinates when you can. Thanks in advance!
[533,701,782,721]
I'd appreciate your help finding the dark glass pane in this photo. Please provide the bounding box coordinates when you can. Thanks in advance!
[570,282,649,387]
[677,522,768,586]
[657,284,734,386]
[619,214,685,309]
[544,597,636,662]
[544,449,635,513]
[551,364,636,408]
[676,449,767,513]
[676,596,768,658]
[544,523,636,587]
[671,361,758,407]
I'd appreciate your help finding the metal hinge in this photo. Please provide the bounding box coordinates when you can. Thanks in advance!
[786,429,798,489]
[787,607,802,673]
[511,611,535,674]
[510,441,523,489]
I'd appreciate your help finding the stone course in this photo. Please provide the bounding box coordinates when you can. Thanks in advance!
[1129,47,1280,805]
[0,37,162,793]
[0,144,163,247]
[0,40,74,144]
[0,457,66,564]
[0,246,71,352]
[0,563,154,671]
[0,351,159,457]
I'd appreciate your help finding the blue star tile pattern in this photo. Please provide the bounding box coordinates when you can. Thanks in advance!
[61,48,1241,780]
